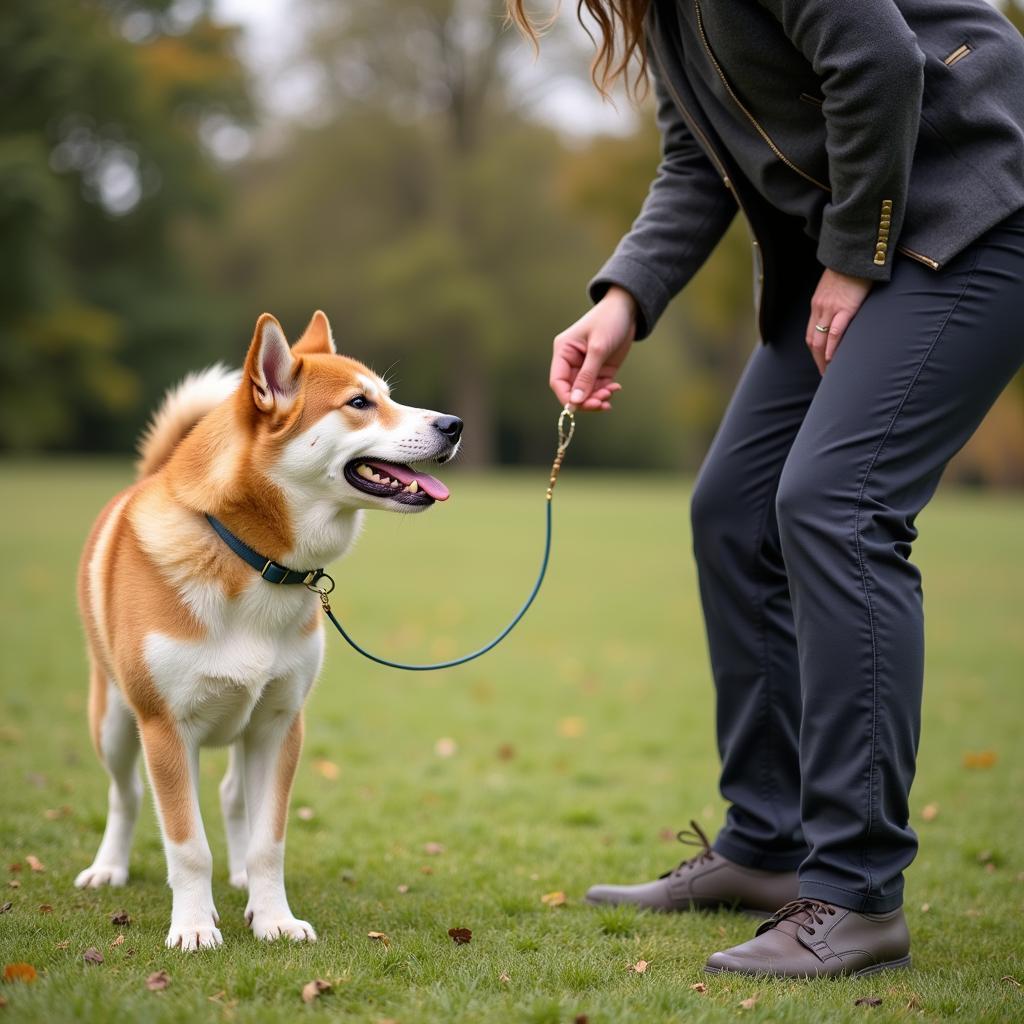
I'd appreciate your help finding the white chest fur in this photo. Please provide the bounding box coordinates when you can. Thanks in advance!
[144,577,324,746]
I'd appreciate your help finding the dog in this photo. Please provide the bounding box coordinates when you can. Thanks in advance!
[76,311,461,950]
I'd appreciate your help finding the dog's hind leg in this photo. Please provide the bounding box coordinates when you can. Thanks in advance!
[75,669,142,889]
[220,741,249,889]
[240,700,316,942]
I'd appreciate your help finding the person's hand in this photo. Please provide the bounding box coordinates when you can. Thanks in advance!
[550,285,635,411]
[805,268,874,374]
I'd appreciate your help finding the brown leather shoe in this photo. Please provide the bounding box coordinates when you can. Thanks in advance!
[584,822,799,916]
[705,898,911,978]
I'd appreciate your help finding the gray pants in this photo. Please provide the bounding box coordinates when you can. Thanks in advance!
[694,207,1024,912]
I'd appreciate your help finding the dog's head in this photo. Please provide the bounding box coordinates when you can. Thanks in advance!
[239,311,461,513]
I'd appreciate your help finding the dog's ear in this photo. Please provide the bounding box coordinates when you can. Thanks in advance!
[245,314,298,413]
[292,310,336,356]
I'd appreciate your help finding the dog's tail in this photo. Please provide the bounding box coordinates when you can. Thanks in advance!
[136,364,241,479]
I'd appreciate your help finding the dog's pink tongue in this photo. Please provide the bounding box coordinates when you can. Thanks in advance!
[368,461,450,501]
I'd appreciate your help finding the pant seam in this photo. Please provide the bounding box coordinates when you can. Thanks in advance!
[750,463,790,833]
[850,249,981,897]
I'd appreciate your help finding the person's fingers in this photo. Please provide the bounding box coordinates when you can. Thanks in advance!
[549,337,584,404]
[824,308,852,365]
[569,340,610,408]
[806,303,830,376]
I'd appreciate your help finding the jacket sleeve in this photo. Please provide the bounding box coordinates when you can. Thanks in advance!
[757,0,926,280]
[588,57,737,339]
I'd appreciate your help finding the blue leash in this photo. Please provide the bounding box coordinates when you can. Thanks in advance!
[307,406,576,671]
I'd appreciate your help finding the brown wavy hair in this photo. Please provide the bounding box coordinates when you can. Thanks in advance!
[505,1,651,100]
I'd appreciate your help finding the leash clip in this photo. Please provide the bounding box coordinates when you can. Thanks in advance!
[306,571,336,610]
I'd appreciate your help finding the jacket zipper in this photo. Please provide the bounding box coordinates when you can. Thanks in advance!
[693,0,831,193]
[895,246,940,269]
[649,38,768,336]
[689,1,942,272]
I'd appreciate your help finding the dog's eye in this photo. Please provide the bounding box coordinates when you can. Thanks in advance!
[347,395,373,410]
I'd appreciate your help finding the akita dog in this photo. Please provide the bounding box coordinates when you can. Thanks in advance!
[76,311,461,950]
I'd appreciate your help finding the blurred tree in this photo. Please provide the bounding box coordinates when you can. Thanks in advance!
[0,0,251,450]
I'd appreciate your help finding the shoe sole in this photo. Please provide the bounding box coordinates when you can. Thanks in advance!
[704,954,912,979]
[584,895,773,919]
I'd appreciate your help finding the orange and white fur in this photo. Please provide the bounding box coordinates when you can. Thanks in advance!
[76,311,460,950]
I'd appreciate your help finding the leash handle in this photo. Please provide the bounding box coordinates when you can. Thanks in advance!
[309,405,576,671]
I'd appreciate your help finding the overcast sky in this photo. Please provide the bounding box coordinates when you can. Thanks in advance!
[212,0,636,138]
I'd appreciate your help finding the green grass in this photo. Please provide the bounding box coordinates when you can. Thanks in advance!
[1,460,1022,1023]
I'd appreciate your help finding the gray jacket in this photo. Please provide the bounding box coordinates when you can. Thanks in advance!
[590,0,1024,342]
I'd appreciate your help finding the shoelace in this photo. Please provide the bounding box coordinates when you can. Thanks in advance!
[756,897,837,937]
[658,820,716,879]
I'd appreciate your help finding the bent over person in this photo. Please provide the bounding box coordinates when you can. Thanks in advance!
[509,0,1024,977]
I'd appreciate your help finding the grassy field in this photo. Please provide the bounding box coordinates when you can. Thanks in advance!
[0,461,1021,1023]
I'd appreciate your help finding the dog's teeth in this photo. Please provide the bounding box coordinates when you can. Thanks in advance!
[356,465,374,480]
[408,480,419,493]
[371,472,382,482]
[390,480,400,488]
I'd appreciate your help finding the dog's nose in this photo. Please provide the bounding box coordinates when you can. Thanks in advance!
[433,415,463,443]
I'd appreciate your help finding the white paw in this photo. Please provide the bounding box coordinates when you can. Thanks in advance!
[74,864,128,889]
[248,913,317,943]
[166,920,223,951]
[228,870,248,890]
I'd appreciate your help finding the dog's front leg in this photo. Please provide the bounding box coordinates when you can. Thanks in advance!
[138,713,222,951]
[240,702,315,942]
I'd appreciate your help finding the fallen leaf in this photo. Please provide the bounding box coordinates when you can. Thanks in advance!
[448,927,472,945]
[38,904,53,914]
[367,931,391,947]
[499,971,511,984]
[423,842,445,856]
[25,856,45,873]
[854,996,883,1007]
[3,963,38,983]
[420,865,434,875]
[8,881,20,889]
[541,891,567,907]
[83,947,104,965]
[497,744,516,761]
[55,941,69,950]
[691,982,708,993]
[574,1016,589,1024]
[397,884,410,894]
[313,759,340,781]
[906,994,923,1010]
[629,960,649,974]
[1002,975,1022,988]
[739,995,758,1010]
[557,716,586,738]
[0,902,10,914]
[146,970,171,991]
[7,864,20,873]
[301,979,331,1003]
[920,803,939,822]
[111,910,131,927]
[110,934,124,948]
[434,737,457,758]
[963,750,998,769]
[965,908,982,918]
[296,806,315,821]
[985,862,997,874]
[43,806,72,821]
